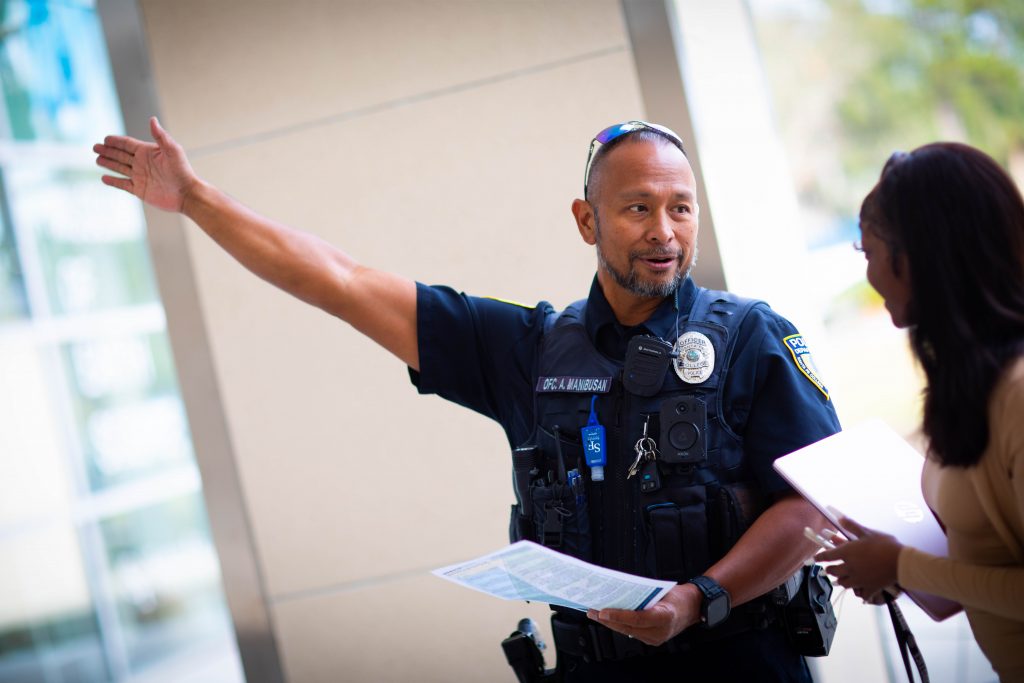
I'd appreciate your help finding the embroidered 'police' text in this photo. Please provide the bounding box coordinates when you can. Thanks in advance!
[783,334,829,399]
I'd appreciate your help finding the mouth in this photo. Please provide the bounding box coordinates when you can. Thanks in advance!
[636,253,681,272]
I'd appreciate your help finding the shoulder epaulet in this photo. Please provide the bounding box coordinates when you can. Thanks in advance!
[689,288,763,329]
[543,298,587,334]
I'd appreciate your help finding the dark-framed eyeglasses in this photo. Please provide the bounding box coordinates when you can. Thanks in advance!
[583,120,686,199]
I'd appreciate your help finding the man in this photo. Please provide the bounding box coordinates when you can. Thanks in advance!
[94,118,839,682]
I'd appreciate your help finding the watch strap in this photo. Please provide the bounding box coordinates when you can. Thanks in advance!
[687,575,731,627]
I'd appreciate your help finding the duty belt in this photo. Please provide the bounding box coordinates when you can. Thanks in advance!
[550,599,776,664]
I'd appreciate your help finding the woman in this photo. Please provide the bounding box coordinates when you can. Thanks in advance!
[818,142,1024,679]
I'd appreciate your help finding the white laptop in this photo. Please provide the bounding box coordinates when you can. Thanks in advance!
[773,419,961,621]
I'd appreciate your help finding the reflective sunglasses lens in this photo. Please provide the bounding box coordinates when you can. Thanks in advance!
[594,122,641,144]
[593,121,683,147]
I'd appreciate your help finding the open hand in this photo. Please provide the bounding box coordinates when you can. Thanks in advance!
[93,117,198,213]
[817,516,903,599]
[586,583,700,646]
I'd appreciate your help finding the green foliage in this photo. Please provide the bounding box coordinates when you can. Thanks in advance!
[833,0,1024,182]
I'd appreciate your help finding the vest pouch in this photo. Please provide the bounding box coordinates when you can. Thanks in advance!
[512,427,593,562]
[509,503,533,544]
[528,481,591,561]
[644,485,709,583]
[708,481,767,560]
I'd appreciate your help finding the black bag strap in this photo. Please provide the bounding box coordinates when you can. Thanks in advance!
[884,593,929,683]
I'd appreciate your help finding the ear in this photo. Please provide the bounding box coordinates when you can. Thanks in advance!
[572,198,598,246]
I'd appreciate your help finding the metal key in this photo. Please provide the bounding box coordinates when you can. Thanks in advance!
[627,417,659,479]
[627,442,648,479]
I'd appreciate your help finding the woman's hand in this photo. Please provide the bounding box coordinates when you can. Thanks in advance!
[817,516,903,599]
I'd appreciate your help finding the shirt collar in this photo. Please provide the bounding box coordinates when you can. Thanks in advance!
[583,275,697,359]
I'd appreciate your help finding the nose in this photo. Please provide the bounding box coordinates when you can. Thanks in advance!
[646,209,675,243]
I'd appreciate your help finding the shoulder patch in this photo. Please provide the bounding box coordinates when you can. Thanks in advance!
[783,334,829,399]
[484,296,532,309]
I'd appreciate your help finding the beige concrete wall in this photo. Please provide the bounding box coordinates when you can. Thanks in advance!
[136,2,644,681]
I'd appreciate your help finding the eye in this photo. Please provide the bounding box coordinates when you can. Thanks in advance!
[674,204,693,215]
[853,241,871,259]
[628,204,648,214]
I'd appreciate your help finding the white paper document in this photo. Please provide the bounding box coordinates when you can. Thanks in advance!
[432,540,675,612]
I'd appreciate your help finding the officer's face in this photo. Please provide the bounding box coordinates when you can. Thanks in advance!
[574,140,699,300]
[859,225,912,328]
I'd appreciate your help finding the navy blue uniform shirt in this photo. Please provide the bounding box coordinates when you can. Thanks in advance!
[410,276,840,497]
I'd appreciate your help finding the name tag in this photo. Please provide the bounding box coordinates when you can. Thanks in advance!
[536,376,613,393]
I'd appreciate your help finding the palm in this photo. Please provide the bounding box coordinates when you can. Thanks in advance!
[133,143,188,212]
[94,118,196,214]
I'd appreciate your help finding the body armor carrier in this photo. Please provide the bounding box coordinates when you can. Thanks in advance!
[510,287,766,582]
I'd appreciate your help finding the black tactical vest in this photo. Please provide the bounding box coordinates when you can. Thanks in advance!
[510,288,768,583]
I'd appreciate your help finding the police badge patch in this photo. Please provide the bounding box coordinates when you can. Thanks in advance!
[673,331,715,384]
[783,334,829,399]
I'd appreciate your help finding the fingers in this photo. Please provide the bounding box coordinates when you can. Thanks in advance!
[627,629,664,646]
[824,562,845,579]
[96,155,131,177]
[822,528,847,545]
[861,590,888,606]
[588,607,672,646]
[816,545,843,562]
[101,175,133,193]
[93,143,134,167]
[839,516,869,538]
[150,116,172,147]
[590,617,666,645]
[102,134,140,154]
[853,587,885,604]
[590,607,646,628]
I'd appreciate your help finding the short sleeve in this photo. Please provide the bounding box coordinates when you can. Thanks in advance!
[409,283,551,438]
[725,305,842,496]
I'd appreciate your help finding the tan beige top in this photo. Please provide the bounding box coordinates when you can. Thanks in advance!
[898,357,1024,680]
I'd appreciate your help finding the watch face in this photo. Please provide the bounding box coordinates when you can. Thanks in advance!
[706,596,730,627]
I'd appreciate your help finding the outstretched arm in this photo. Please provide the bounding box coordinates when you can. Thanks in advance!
[94,117,418,369]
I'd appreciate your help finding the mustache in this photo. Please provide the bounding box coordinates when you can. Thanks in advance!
[631,248,683,260]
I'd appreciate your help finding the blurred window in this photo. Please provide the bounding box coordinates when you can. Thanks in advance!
[0,2,241,681]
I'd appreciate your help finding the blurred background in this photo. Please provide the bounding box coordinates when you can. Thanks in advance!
[0,0,1019,681]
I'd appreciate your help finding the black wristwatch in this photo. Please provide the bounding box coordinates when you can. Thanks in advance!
[687,575,731,628]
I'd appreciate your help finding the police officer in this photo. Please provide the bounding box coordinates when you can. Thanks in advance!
[94,118,840,682]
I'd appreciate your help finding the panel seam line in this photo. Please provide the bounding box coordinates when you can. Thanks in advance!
[271,563,448,605]
[189,44,627,158]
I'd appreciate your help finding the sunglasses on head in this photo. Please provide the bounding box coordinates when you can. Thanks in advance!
[583,120,686,199]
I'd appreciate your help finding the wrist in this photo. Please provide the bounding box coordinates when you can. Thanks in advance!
[687,575,731,628]
[667,582,703,632]
[890,540,907,585]
[181,178,211,219]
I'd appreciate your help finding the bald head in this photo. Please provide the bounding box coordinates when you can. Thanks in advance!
[586,130,688,203]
